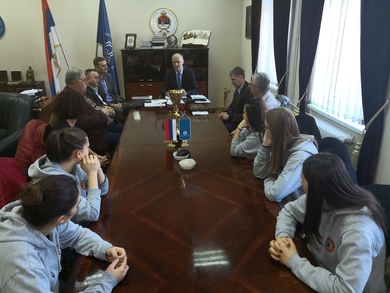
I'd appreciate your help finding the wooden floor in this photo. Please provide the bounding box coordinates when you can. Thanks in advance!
[64,107,314,292]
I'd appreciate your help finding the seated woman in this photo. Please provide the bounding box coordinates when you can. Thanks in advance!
[269,153,387,292]
[230,97,267,160]
[253,107,317,204]
[0,175,128,292]
[52,90,109,167]
[52,87,84,130]
[28,127,108,223]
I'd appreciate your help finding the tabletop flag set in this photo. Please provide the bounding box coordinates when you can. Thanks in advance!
[164,113,191,148]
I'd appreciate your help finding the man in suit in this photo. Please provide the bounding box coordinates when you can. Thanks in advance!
[64,67,120,156]
[93,57,132,118]
[219,66,252,132]
[85,68,126,123]
[160,53,198,97]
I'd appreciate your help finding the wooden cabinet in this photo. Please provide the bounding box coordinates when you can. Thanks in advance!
[125,82,163,98]
[121,48,208,101]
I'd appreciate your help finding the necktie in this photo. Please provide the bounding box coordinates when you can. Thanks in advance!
[177,72,182,89]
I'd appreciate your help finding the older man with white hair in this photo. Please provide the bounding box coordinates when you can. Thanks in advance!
[250,72,280,109]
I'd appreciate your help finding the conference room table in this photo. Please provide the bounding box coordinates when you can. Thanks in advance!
[64,104,315,292]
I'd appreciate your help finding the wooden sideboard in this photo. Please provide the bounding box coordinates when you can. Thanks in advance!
[0,81,46,96]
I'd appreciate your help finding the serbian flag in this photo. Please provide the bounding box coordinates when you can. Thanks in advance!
[96,0,119,92]
[41,0,62,96]
[164,119,177,141]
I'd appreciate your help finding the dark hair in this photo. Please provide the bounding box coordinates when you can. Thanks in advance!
[245,97,266,138]
[46,127,88,163]
[85,68,98,77]
[93,56,106,67]
[20,175,79,227]
[230,66,245,79]
[52,89,84,120]
[266,107,301,174]
[302,153,387,243]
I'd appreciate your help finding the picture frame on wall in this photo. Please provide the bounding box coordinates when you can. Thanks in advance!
[125,33,137,49]
[245,6,251,39]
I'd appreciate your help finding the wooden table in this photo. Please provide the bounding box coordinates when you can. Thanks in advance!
[64,107,314,292]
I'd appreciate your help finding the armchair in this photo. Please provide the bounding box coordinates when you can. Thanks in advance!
[0,93,35,157]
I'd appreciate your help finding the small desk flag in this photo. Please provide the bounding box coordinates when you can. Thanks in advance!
[179,115,191,140]
[164,119,177,141]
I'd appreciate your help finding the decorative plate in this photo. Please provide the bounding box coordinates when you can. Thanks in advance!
[0,17,5,38]
[150,8,178,37]
[167,35,178,47]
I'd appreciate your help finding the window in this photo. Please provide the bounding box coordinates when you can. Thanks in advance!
[256,0,277,88]
[307,0,364,127]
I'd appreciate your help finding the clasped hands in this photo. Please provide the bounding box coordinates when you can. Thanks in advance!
[269,236,297,265]
[218,111,229,120]
[102,106,116,118]
[105,246,129,283]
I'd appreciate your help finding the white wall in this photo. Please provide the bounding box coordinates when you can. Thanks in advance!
[0,0,252,107]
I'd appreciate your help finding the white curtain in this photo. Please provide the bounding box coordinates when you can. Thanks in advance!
[257,0,277,87]
[308,0,363,125]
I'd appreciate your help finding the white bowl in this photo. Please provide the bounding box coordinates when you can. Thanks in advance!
[179,158,196,170]
[173,151,189,161]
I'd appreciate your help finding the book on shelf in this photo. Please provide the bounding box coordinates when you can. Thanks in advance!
[181,30,211,48]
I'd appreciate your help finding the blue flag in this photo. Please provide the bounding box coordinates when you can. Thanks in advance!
[179,115,191,141]
[96,0,119,91]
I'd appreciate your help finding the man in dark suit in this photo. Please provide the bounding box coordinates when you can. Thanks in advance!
[85,68,126,123]
[93,57,132,118]
[161,53,198,97]
[219,66,252,132]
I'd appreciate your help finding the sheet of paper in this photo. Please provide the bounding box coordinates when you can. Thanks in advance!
[190,94,211,104]
[192,111,209,115]
[144,100,166,107]
[132,95,152,100]
[166,98,184,105]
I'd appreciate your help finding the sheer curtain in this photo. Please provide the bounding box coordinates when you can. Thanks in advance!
[256,0,277,87]
[308,0,363,125]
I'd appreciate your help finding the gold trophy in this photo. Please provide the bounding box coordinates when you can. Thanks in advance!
[169,89,184,119]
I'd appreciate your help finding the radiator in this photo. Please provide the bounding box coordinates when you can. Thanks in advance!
[314,117,356,154]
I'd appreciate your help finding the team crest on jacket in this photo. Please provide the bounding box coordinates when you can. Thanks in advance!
[325,237,335,252]
[80,179,87,190]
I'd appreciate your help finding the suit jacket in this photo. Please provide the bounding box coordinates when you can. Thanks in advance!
[86,86,106,106]
[226,81,252,121]
[98,73,125,104]
[161,66,198,97]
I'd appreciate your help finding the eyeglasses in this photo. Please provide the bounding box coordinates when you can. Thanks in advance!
[77,78,88,83]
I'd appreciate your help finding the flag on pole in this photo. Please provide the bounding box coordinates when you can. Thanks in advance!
[41,0,62,96]
[96,0,119,92]
[164,119,177,141]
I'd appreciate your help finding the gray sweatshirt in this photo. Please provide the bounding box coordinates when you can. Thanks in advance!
[253,137,318,203]
[28,155,109,223]
[0,200,117,293]
[230,127,262,157]
[276,194,387,293]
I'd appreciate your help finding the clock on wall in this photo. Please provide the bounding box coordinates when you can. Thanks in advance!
[150,8,178,37]
[0,17,5,38]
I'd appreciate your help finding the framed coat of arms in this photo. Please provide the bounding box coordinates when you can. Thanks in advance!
[150,8,178,37]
